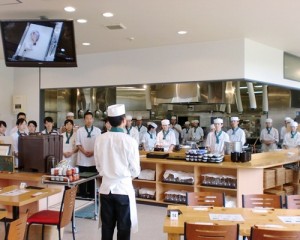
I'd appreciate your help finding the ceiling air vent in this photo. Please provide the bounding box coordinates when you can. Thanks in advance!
[105,24,126,30]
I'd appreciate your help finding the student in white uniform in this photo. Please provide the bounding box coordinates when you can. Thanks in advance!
[283,121,300,149]
[94,104,140,240]
[170,116,182,145]
[206,118,229,154]
[0,121,7,136]
[227,116,246,145]
[189,119,204,141]
[41,116,58,134]
[11,118,27,168]
[141,122,157,151]
[280,117,292,145]
[156,119,176,152]
[27,120,37,134]
[76,111,101,198]
[124,115,139,144]
[10,112,29,135]
[60,112,80,134]
[181,121,190,143]
[61,119,78,167]
[135,115,147,145]
[260,118,279,152]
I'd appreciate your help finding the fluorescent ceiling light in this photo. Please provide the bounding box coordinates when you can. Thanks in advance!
[103,12,114,17]
[77,19,87,23]
[177,30,187,35]
[254,85,263,88]
[64,6,76,12]
[82,42,91,46]
[239,86,248,89]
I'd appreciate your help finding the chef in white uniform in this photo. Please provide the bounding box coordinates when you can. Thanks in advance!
[156,119,176,152]
[11,118,27,168]
[283,121,300,149]
[10,112,29,135]
[94,104,140,240]
[227,116,246,146]
[181,121,191,143]
[135,115,147,145]
[189,120,204,141]
[124,115,139,144]
[141,122,157,151]
[76,111,101,198]
[206,118,229,154]
[169,116,182,145]
[260,118,279,152]
[280,117,292,143]
[61,119,78,167]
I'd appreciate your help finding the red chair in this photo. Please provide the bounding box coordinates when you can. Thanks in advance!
[26,186,78,240]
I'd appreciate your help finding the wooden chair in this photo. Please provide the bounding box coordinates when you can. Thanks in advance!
[26,186,78,240]
[250,227,300,240]
[184,222,239,240]
[242,194,282,208]
[186,192,225,207]
[286,195,300,209]
[7,213,28,240]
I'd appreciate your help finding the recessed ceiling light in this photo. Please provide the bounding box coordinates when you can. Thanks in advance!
[177,30,187,35]
[64,6,76,12]
[82,42,91,46]
[102,12,114,18]
[77,19,87,23]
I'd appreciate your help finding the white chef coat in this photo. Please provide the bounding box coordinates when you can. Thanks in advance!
[169,124,182,145]
[260,127,279,152]
[141,131,157,151]
[124,126,139,144]
[206,130,230,155]
[62,131,77,167]
[94,128,140,233]
[76,126,101,166]
[156,129,176,152]
[10,125,29,135]
[135,125,147,144]
[182,127,190,142]
[283,131,300,149]
[41,129,59,134]
[227,127,246,146]
[280,126,287,140]
[188,126,204,141]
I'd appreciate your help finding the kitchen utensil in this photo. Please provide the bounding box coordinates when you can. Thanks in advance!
[78,102,84,118]
[95,103,102,119]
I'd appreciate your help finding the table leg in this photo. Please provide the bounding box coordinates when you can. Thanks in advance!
[168,233,180,240]
[94,178,98,220]
[12,206,19,220]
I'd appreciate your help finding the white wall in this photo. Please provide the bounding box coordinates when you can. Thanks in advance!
[0,60,15,130]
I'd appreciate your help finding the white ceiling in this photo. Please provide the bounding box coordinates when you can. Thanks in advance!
[1,0,300,57]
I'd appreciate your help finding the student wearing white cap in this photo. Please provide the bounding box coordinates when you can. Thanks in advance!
[134,115,147,145]
[170,116,182,145]
[181,121,191,143]
[280,117,292,142]
[205,118,229,154]
[283,121,300,149]
[188,119,204,142]
[227,116,246,145]
[156,119,176,152]
[124,115,139,144]
[94,104,140,240]
[60,112,80,133]
[141,122,157,151]
[260,118,279,152]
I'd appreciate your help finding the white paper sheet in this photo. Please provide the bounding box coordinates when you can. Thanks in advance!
[209,213,244,222]
[278,216,300,224]
[0,189,29,196]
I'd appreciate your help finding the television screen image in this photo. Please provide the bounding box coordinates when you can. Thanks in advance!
[0,20,77,67]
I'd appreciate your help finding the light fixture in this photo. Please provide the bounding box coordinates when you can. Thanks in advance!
[64,6,76,12]
[177,30,187,35]
[82,42,91,46]
[102,12,114,17]
[77,19,87,23]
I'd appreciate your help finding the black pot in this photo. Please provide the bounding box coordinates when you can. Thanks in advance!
[231,152,240,162]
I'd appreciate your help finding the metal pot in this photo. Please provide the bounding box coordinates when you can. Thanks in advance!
[225,141,243,154]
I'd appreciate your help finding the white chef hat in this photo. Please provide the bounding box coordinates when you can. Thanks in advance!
[285,117,291,122]
[171,116,177,120]
[210,124,216,129]
[67,112,74,117]
[193,120,199,124]
[107,104,126,117]
[161,119,170,125]
[231,116,239,121]
[214,118,223,124]
[290,121,298,127]
[185,121,190,125]
[126,115,133,121]
[136,115,142,120]
[148,122,157,128]
[265,118,273,123]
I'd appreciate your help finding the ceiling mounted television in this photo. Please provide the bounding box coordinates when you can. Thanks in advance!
[0,19,77,67]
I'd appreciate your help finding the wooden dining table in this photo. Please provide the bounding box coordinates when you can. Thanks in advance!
[0,185,61,219]
[164,205,300,240]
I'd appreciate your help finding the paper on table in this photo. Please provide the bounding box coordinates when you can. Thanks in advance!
[0,189,29,196]
[255,224,285,229]
[278,216,300,224]
[209,213,244,222]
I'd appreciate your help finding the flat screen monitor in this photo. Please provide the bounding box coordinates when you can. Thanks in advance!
[0,19,77,67]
